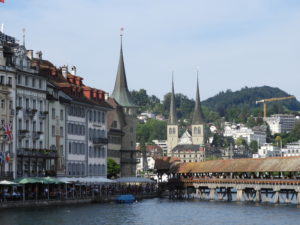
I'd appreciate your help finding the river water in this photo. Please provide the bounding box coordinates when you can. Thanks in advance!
[1,198,300,225]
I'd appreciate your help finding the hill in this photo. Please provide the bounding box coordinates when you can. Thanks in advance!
[202,86,300,117]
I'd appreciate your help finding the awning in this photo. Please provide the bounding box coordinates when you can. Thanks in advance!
[57,177,116,184]
[115,177,156,183]
[14,177,65,184]
[0,180,18,185]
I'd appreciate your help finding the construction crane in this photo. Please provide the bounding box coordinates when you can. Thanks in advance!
[255,96,295,120]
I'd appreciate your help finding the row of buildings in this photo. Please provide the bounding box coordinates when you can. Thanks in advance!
[0,31,137,179]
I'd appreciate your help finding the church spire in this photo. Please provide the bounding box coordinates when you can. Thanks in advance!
[111,29,136,108]
[192,72,204,124]
[168,72,177,125]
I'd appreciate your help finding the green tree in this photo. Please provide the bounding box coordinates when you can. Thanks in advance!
[107,158,120,178]
[136,119,167,143]
[249,140,258,153]
[235,136,246,147]
[274,136,282,147]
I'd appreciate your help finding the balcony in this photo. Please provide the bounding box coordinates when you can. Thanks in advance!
[24,108,36,118]
[32,131,42,140]
[93,137,108,145]
[18,130,30,139]
[39,111,48,119]
[17,148,57,158]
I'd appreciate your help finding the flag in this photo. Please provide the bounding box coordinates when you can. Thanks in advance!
[5,153,10,162]
[0,0,4,3]
[3,122,13,141]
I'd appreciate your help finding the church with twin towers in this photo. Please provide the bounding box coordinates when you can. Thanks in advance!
[167,76,206,163]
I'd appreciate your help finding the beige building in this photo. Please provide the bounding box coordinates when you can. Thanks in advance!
[167,77,205,163]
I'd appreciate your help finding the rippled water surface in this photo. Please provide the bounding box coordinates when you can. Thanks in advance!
[1,199,300,225]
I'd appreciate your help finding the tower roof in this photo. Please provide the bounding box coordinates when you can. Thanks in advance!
[192,75,204,124]
[168,75,177,125]
[110,36,136,108]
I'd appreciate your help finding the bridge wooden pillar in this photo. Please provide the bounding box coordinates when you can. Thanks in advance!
[274,188,280,204]
[236,188,243,202]
[297,191,300,204]
[255,188,261,203]
[209,188,215,200]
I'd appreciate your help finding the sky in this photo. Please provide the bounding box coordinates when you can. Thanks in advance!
[0,0,300,101]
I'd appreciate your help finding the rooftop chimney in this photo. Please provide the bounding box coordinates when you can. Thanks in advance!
[62,65,68,79]
[71,66,76,75]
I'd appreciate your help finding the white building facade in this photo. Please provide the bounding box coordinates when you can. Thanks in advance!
[224,123,266,146]
[266,114,296,135]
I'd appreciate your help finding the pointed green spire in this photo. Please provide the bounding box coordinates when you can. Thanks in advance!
[111,34,136,108]
[168,73,177,125]
[192,73,204,124]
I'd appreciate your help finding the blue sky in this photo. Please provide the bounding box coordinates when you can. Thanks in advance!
[1,0,300,101]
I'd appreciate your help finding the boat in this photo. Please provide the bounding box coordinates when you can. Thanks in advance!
[115,194,135,203]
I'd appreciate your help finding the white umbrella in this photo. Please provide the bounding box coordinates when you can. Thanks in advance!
[0,180,18,185]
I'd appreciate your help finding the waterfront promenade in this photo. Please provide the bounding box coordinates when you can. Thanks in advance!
[0,180,158,209]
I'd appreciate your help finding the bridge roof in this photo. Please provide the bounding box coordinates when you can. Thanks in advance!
[177,156,300,173]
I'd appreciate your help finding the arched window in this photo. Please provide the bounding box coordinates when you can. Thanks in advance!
[169,128,172,134]
[198,127,201,134]
[194,127,197,134]
[172,128,176,134]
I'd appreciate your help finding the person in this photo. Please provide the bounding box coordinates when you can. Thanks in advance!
[44,187,49,199]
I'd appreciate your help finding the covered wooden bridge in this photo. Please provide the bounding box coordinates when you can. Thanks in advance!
[166,157,300,204]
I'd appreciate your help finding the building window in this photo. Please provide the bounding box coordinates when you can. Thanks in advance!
[7,77,12,86]
[60,127,63,137]
[32,99,36,109]
[39,100,43,111]
[25,120,29,130]
[101,112,105,124]
[52,108,55,119]
[39,141,43,149]
[18,97,22,107]
[17,75,21,84]
[18,119,22,130]
[25,98,29,109]
[25,140,29,148]
[25,76,28,85]
[0,76,4,84]
[33,121,36,132]
[32,78,35,87]
[39,121,43,131]
[0,99,4,109]
[60,109,64,120]
[52,126,55,137]
[39,79,42,89]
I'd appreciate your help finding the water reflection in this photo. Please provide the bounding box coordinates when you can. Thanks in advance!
[1,198,300,225]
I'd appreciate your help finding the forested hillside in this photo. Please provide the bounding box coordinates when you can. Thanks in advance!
[131,86,300,143]
[202,86,300,117]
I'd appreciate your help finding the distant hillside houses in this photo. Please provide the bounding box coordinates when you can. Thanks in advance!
[253,140,300,158]
[223,122,267,146]
[137,111,165,123]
